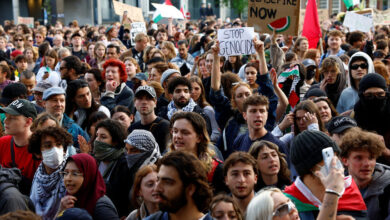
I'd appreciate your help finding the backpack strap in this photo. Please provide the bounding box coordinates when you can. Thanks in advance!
[10,138,17,168]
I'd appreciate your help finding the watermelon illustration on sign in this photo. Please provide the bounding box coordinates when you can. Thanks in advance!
[267,16,290,33]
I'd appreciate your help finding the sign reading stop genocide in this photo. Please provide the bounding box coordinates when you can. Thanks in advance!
[218,27,256,56]
[247,0,301,36]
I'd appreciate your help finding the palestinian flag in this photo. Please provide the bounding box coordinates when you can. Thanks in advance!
[278,66,301,109]
[284,176,367,212]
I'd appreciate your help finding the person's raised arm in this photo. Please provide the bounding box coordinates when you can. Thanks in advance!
[211,41,221,91]
[270,68,289,122]
[253,37,268,75]
[167,17,173,37]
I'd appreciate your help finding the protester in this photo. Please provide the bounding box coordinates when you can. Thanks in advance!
[313,96,338,125]
[209,194,243,220]
[224,152,257,213]
[126,165,159,220]
[28,126,73,220]
[337,52,374,113]
[285,130,368,219]
[100,58,134,112]
[65,79,110,129]
[42,87,89,149]
[92,119,131,218]
[129,85,170,153]
[248,140,291,192]
[169,111,225,193]
[59,153,119,219]
[144,151,213,220]
[0,99,40,195]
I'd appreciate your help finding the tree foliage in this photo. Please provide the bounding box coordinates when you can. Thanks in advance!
[219,0,248,18]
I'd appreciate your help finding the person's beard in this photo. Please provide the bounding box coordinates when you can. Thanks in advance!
[174,97,189,109]
[158,187,187,213]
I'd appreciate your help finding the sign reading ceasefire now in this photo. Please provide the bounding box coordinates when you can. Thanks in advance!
[248,0,301,36]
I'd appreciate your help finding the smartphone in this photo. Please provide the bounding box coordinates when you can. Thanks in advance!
[322,147,343,175]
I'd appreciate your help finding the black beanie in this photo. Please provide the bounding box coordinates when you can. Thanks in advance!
[303,88,327,100]
[291,130,340,177]
[358,73,387,94]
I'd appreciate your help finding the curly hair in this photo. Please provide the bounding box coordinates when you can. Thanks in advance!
[249,140,291,185]
[28,126,73,158]
[157,151,213,212]
[167,76,192,94]
[102,58,128,83]
[340,127,386,159]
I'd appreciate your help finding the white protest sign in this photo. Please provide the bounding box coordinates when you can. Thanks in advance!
[130,22,146,46]
[343,11,373,33]
[218,27,256,56]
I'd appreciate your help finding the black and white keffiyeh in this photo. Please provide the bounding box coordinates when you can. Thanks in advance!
[124,130,161,169]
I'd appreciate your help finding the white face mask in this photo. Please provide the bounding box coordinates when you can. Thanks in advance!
[42,147,64,169]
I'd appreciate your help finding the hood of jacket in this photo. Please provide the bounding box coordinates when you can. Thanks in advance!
[365,163,390,198]
[348,52,375,90]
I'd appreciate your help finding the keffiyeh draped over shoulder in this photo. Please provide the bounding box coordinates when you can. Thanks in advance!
[124,130,161,169]
[30,156,68,220]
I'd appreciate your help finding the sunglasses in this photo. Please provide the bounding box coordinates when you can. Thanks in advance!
[350,63,368,70]
[15,39,23,41]
[273,201,296,217]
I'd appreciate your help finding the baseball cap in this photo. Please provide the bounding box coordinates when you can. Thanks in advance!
[32,81,54,93]
[302,59,317,68]
[71,32,82,39]
[0,99,37,119]
[327,116,357,135]
[0,83,28,105]
[135,72,148,81]
[160,69,180,85]
[135,85,156,99]
[42,87,66,101]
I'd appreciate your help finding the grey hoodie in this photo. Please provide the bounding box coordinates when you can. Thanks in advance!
[363,163,390,220]
[336,52,374,113]
[348,52,375,90]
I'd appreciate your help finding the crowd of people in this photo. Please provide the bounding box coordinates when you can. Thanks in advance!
[0,8,389,220]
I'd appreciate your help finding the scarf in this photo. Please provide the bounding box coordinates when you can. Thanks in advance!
[30,156,67,220]
[93,140,125,162]
[66,153,106,216]
[167,98,197,120]
[125,130,161,170]
[284,176,366,212]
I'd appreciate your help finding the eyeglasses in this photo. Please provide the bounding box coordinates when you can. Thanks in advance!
[15,39,23,42]
[350,63,368,70]
[363,91,386,99]
[59,171,83,178]
[273,201,296,217]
